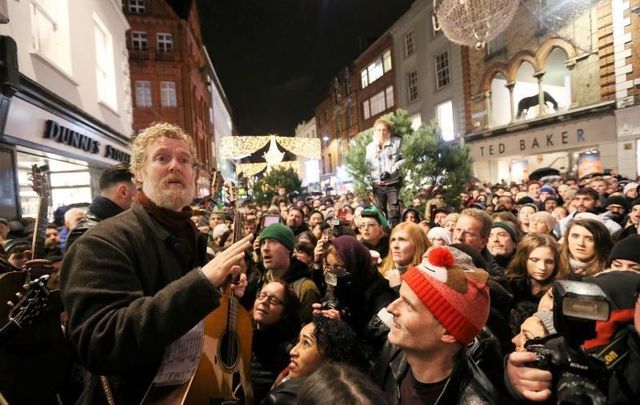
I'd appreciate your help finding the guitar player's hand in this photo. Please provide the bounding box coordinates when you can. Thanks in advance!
[201,234,253,287]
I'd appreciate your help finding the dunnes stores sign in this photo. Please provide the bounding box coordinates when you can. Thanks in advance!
[43,120,131,164]
[468,115,615,160]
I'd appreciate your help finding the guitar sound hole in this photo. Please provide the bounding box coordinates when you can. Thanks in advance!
[219,331,239,371]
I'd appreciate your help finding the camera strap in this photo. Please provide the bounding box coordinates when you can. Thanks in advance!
[594,328,629,370]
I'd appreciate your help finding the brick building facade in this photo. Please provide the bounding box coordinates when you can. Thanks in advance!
[124,0,213,174]
[462,0,629,182]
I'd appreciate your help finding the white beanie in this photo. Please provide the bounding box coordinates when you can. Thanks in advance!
[427,227,452,245]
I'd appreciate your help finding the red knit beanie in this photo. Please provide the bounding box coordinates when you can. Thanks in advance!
[401,247,491,345]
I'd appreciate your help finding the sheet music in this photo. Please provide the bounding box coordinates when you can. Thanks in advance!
[150,321,204,387]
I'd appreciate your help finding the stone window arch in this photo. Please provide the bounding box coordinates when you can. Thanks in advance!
[539,47,572,114]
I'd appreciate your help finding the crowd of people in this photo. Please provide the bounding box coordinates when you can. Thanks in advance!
[1,120,640,404]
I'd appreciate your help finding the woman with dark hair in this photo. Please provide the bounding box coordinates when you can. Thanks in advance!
[295,231,317,247]
[506,234,565,334]
[401,207,421,224]
[251,281,301,403]
[262,316,367,405]
[297,363,388,405]
[313,236,397,350]
[560,218,613,278]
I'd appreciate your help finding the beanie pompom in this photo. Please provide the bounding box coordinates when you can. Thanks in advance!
[428,247,454,267]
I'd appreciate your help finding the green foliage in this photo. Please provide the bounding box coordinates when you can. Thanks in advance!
[252,167,302,205]
[345,129,373,196]
[345,109,472,207]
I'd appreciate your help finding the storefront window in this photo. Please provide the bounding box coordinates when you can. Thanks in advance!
[16,149,93,219]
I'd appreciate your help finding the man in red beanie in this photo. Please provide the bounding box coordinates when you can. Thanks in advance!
[374,247,500,404]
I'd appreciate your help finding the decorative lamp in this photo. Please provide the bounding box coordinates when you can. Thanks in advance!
[433,0,520,49]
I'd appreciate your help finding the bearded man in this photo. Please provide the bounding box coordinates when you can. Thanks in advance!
[61,123,252,404]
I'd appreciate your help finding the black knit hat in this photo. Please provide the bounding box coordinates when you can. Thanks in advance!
[605,195,629,210]
[609,235,640,264]
[630,198,640,209]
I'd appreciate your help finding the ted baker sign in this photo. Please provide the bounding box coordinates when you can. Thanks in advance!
[469,115,615,160]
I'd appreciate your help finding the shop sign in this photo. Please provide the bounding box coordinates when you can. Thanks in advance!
[43,120,130,163]
[4,97,131,165]
[468,115,615,160]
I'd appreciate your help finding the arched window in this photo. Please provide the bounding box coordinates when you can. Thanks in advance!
[541,48,571,114]
[513,62,538,120]
[490,73,510,127]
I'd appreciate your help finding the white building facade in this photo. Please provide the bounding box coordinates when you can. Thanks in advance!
[295,117,320,188]
[389,0,465,141]
[204,47,235,184]
[0,0,133,219]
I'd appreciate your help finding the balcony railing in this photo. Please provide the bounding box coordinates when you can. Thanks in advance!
[129,49,149,60]
[155,51,176,61]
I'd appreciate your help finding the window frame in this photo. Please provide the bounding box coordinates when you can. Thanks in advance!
[30,0,72,75]
[156,32,174,52]
[406,70,419,103]
[135,80,152,108]
[131,31,148,51]
[435,49,450,90]
[94,14,117,109]
[128,0,145,14]
[404,30,415,57]
[160,81,177,107]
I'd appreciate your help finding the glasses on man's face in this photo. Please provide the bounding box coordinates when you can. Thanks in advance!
[256,291,283,306]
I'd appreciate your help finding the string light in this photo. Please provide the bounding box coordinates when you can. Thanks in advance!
[220,135,320,160]
[235,161,300,176]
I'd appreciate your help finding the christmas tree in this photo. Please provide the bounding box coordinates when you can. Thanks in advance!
[345,109,471,207]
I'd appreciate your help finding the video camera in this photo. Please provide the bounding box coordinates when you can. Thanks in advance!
[525,280,614,405]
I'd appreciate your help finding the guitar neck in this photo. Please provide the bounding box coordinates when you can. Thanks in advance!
[31,173,50,260]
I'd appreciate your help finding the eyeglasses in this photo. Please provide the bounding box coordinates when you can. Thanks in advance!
[256,291,283,306]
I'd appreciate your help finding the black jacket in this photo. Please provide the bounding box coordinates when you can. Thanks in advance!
[251,320,298,404]
[374,342,501,404]
[65,196,125,251]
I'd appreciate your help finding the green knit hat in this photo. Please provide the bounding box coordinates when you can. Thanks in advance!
[259,223,295,252]
[492,221,518,243]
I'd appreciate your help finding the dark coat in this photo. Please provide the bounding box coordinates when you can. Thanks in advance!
[60,202,217,404]
[65,196,125,251]
[373,342,501,405]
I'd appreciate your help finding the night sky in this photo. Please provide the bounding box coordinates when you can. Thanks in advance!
[196,0,415,135]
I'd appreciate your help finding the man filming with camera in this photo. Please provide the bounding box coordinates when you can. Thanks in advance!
[365,117,403,227]
[506,258,640,404]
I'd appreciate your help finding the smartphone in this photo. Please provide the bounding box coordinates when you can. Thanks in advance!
[262,214,282,228]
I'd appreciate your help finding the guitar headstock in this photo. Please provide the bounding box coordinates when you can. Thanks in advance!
[211,170,224,197]
[29,165,50,198]
[7,275,51,331]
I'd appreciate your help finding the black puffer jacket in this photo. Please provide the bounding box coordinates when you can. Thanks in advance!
[373,342,502,405]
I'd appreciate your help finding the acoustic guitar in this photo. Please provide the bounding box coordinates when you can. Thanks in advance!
[141,181,253,405]
[0,165,70,404]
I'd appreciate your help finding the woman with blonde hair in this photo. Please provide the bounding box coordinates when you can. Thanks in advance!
[506,234,565,334]
[380,222,430,288]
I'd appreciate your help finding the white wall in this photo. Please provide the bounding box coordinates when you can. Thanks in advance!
[295,117,319,186]
[0,0,133,137]
[390,0,466,139]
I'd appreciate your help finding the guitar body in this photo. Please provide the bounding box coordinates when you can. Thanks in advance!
[141,294,253,405]
[0,271,70,405]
